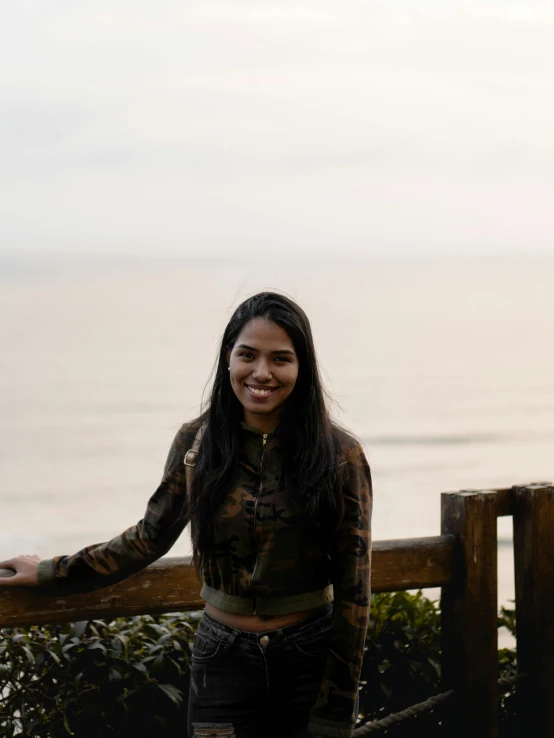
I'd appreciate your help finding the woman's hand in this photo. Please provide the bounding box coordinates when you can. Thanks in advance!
[0,555,41,586]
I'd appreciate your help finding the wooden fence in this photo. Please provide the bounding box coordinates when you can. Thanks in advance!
[1,482,553,737]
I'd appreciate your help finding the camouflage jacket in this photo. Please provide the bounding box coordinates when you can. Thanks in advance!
[37,420,373,738]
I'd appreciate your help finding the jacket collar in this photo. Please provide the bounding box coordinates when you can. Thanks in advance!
[240,421,278,437]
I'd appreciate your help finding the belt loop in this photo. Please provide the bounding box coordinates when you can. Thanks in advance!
[224,628,241,652]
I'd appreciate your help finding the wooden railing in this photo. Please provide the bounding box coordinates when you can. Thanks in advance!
[1,483,553,738]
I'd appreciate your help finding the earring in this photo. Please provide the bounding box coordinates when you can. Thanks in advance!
[228,366,230,371]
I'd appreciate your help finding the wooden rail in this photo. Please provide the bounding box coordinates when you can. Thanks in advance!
[1,483,553,737]
[0,536,455,628]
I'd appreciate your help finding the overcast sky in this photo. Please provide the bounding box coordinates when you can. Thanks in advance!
[1,0,553,257]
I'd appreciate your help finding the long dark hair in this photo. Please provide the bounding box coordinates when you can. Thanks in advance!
[189,292,344,571]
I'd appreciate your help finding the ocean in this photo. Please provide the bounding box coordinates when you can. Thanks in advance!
[1,255,553,643]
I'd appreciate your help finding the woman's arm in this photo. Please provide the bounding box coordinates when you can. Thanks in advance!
[0,423,195,594]
[308,436,373,738]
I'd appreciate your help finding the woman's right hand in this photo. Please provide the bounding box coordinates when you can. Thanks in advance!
[0,555,41,586]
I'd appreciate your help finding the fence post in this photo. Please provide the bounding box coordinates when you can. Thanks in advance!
[512,483,554,738]
[440,491,498,738]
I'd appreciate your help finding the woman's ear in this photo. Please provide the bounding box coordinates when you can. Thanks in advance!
[225,348,231,366]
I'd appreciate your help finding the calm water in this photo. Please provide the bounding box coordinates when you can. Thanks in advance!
[1,256,553,633]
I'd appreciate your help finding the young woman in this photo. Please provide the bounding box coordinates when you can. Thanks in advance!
[0,292,372,738]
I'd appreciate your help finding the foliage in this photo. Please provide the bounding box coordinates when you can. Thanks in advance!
[0,594,518,738]
[0,613,199,737]
[497,604,519,738]
[357,594,519,737]
[359,591,442,727]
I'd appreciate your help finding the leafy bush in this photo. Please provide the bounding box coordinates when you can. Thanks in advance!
[0,613,199,737]
[358,590,442,731]
[357,594,518,736]
[0,593,518,737]
[497,605,518,738]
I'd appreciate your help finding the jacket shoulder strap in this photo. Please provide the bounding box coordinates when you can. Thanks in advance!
[183,421,206,492]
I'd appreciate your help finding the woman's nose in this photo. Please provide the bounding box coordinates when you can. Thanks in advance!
[252,360,271,380]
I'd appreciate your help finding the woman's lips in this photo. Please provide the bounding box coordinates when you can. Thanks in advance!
[245,384,278,398]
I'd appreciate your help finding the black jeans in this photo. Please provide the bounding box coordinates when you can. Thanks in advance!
[187,605,333,738]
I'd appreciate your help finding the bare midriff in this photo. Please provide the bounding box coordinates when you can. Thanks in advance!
[204,602,327,633]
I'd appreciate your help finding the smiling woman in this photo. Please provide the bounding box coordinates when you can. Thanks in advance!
[0,292,372,738]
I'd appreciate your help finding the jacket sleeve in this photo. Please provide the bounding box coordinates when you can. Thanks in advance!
[36,424,193,594]
[308,439,373,738]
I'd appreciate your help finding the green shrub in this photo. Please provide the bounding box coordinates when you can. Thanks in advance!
[358,591,442,730]
[0,593,517,737]
[0,613,199,737]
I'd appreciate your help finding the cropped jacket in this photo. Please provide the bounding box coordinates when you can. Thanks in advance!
[37,419,373,738]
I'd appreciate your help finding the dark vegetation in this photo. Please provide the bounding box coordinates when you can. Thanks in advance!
[0,592,518,737]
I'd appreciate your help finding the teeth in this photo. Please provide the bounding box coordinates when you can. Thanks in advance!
[249,387,274,396]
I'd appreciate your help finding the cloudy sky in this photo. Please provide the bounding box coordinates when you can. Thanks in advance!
[1,0,553,257]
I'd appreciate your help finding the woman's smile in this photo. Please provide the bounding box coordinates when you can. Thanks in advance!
[245,383,280,399]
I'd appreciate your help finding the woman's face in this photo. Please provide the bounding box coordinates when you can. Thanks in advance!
[226,317,299,431]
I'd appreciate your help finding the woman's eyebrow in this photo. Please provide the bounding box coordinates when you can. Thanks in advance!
[236,344,295,355]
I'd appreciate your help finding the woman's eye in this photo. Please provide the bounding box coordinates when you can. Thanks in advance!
[235,352,292,362]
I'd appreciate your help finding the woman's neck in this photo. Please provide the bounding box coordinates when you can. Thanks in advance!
[242,411,279,435]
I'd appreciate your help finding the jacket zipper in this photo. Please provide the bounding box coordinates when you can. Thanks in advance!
[251,433,268,615]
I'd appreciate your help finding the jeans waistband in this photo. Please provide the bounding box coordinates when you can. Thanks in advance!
[198,603,332,649]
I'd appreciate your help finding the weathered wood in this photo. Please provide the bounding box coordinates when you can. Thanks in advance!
[0,557,204,628]
[0,535,455,628]
[441,491,498,738]
[495,486,514,517]
[443,486,513,517]
[371,535,454,592]
[512,483,554,738]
